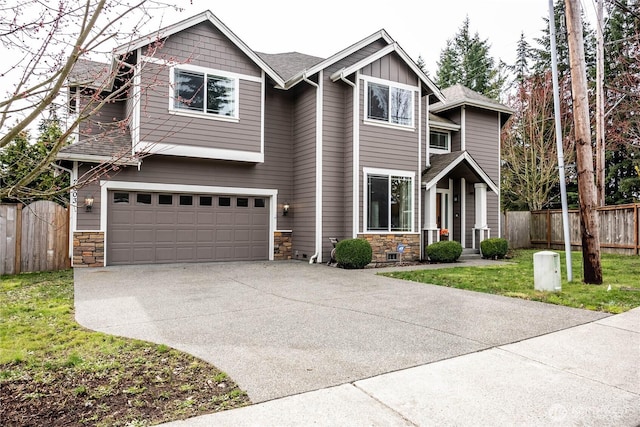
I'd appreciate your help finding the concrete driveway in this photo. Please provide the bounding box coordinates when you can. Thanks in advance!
[74,261,608,403]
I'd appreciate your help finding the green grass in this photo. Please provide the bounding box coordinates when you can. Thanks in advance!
[0,270,249,426]
[382,250,640,313]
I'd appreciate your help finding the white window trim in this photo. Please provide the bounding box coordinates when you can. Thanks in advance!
[363,167,415,234]
[99,180,278,265]
[169,64,257,121]
[429,129,451,154]
[362,75,417,130]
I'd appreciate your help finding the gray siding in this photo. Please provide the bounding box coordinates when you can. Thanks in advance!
[76,166,102,230]
[74,86,294,233]
[465,107,500,234]
[321,75,348,259]
[445,109,462,152]
[357,77,420,233]
[360,52,416,85]
[326,39,389,77]
[137,22,263,155]
[292,84,317,260]
[78,98,126,136]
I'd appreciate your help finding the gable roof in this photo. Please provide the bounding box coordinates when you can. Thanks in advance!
[423,151,498,194]
[282,29,395,89]
[113,10,285,87]
[257,52,324,81]
[431,84,513,115]
[329,42,445,102]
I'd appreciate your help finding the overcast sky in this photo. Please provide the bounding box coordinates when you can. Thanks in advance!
[149,0,597,76]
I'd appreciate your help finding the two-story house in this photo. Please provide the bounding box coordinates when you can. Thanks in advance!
[58,10,512,267]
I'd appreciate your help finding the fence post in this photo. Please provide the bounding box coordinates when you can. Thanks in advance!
[633,204,640,255]
[546,210,551,248]
[15,204,22,274]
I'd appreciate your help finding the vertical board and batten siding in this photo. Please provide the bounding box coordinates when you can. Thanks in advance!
[359,53,416,85]
[321,73,348,258]
[464,107,500,237]
[137,22,263,154]
[292,84,318,259]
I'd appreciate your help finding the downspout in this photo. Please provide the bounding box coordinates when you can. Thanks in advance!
[302,71,322,264]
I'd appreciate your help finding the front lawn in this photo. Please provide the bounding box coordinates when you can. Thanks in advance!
[382,250,640,313]
[0,270,250,426]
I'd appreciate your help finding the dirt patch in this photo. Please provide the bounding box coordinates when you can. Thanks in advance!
[1,345,250,426]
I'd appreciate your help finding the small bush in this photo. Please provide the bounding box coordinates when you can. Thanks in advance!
[480,238,509,259]
[426,241,463,263]
[335,239,373,269]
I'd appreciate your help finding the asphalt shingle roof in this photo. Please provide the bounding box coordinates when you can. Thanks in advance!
[58,122,136,164]
[256,52,325,81]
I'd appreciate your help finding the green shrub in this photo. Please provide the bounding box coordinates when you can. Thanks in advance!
[335,239,373,269]
[426,241,463,263]
[480,238,509,259]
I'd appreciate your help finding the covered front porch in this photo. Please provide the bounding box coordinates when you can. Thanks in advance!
[421,151,499,254]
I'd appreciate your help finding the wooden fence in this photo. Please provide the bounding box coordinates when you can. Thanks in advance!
[503,203,640,255]
[0,201,69,275]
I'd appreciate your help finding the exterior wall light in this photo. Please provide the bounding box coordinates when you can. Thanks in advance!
[85,195,94,212]
[283,202,290,216]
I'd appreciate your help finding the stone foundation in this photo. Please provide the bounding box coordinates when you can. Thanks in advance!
[273,231,293,260]
[357,234,421,263]
[73,232,105,267]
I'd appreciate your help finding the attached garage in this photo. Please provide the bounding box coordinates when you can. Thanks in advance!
[107,191,270,265]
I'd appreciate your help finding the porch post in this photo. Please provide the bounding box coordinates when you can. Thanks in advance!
[473,183,488,249]
[424,186,439,247]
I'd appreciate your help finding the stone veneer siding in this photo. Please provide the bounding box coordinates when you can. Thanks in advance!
[73,232,105,267]
[273,231,293,260]
[358,234,421,263]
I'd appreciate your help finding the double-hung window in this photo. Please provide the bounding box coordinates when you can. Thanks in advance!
[172,66,238,119]
[366,170,414,232]
[366,80,414,127]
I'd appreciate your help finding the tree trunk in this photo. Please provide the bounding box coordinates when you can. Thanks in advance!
[565,0,603,284]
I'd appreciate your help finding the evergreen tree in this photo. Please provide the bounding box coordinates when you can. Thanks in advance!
[513,32,532,84]
[0,114,70,204]
[532,0,596,78]
[435,17,504,99]
[603,0,640,204]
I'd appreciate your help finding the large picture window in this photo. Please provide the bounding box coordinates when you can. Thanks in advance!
[367,81,413,127]
[173,68,237,118]
[367,173,413,232]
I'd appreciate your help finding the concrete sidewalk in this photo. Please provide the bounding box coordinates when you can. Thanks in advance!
[163,307,640,426]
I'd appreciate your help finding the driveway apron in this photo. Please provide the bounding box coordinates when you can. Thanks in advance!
[74,261,608,403]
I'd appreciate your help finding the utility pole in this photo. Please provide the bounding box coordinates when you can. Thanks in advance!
[549,0,573,282]
[595,0,606,206]
[565,0,603,284]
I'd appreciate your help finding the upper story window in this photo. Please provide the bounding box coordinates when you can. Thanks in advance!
[429,130,450,152]
[365,79,414,128]
[171,66,238,120]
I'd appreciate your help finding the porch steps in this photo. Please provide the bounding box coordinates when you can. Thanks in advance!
[459,248,481,260]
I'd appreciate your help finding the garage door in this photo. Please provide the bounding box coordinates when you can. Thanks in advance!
[107,191,269,265]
